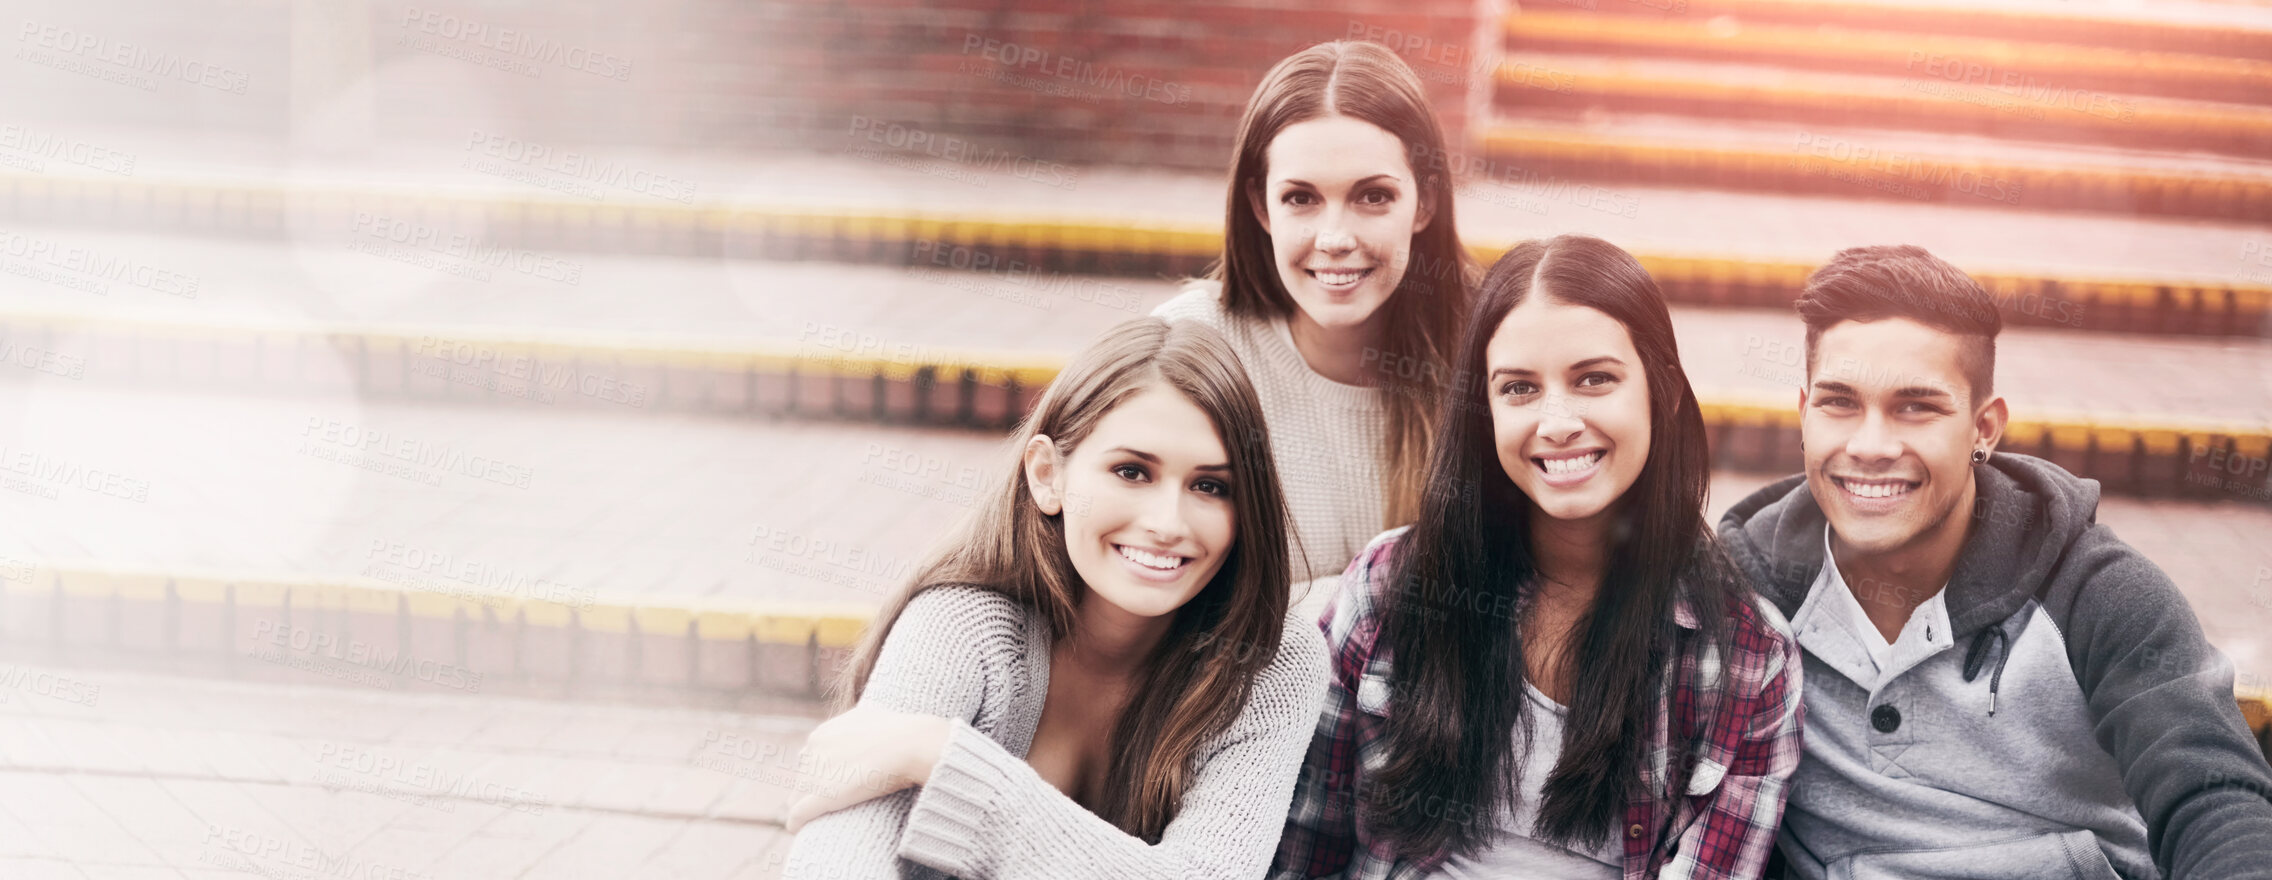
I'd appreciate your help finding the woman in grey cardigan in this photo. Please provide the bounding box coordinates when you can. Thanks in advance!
[779,318,1331,879]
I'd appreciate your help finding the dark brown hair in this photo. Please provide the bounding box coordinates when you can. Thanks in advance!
[1213,39,1477,529]
[1796,244,2001,402]
[841,317,1293,842]
[1367,235,1743,857]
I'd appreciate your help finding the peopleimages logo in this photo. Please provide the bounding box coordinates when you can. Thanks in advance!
[15,20,251,94]
[399,7,633,81]
[0,664,100,707]
[1790,132,2025,205]
[411,336,650,407]
[363,539,595,611]
[0,442,149,502]
[349,212,583,284]
[1904,52,2136,123]
[247,619,484,693]
[463,130,695,203]
[959,35,1191,106]
[199,825,432,880]
[300,417,536,490]
[0,124,136,175]
[0,228,200,298]
[311,741,551,815]
[845,117,1081,190]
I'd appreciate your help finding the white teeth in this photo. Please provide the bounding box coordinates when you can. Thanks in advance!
[1842,479,1912,499]
[1117,545,1184,570]
[1313,269,1367,286]
[1540,451,1604,475]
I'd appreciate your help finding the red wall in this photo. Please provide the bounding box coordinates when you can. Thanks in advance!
[751,0,1492,169]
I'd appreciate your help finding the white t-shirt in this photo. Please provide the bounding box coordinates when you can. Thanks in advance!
[1426,682,1622,880]
[1819,524,1949,685]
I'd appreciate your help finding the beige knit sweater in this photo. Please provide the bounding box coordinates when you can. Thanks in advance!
[1153,283,1392,617]
[780,586,1331,880]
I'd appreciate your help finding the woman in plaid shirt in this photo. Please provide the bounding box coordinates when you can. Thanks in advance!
[1271,235,1805,880]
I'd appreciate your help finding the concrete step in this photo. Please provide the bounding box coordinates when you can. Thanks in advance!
[0,224,2266,499]
[0,384,2264,714]
[1494,52,2272,159]
[1504,9,2272,106]
[8,146,2267,334]
[1535,0,2272,60]
[1480,113,2272,223]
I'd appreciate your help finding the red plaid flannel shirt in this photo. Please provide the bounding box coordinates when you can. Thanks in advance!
[1270,528,1805,880]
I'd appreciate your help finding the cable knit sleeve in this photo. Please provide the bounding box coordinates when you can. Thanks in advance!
[781,587,1032,880]
[895,613,1333,880]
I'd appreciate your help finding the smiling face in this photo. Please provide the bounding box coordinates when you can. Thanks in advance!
[1247,115,1434,333]
[1026,382,1238,622]
[1485,295,1653,525]
[1802,317,2004,556]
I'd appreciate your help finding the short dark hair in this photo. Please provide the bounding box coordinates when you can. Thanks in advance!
[1795,244,2000,403]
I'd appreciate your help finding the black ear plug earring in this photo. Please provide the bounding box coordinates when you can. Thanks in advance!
[1972,448,1989,464]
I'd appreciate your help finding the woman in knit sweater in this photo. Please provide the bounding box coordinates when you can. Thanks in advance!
[1153,41,1478,616]
[778,317,1331,879]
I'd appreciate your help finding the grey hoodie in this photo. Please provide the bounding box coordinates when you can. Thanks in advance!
[1719,453,2272,880]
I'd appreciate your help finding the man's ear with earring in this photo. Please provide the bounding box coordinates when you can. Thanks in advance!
[1971,397,2009,468]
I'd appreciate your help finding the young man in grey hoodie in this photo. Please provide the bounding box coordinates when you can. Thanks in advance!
[1717,244,2272,880]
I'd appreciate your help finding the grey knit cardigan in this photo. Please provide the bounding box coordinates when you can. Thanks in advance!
[781,585,1332,879]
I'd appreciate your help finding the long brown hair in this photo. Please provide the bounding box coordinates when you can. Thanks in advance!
[1368,236,1742,857]
[841,317,1294,841]
[1213,39,1477,528]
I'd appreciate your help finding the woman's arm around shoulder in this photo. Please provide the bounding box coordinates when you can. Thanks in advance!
[781,586,1033,879]
[895,608,1331,880]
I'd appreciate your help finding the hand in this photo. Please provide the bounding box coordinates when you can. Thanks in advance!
[782,704,952,833]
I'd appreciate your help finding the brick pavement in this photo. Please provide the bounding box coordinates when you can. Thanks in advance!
[0,667,811,878]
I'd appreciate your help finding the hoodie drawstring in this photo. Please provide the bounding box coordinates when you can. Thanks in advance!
[1962,625,2012,716]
